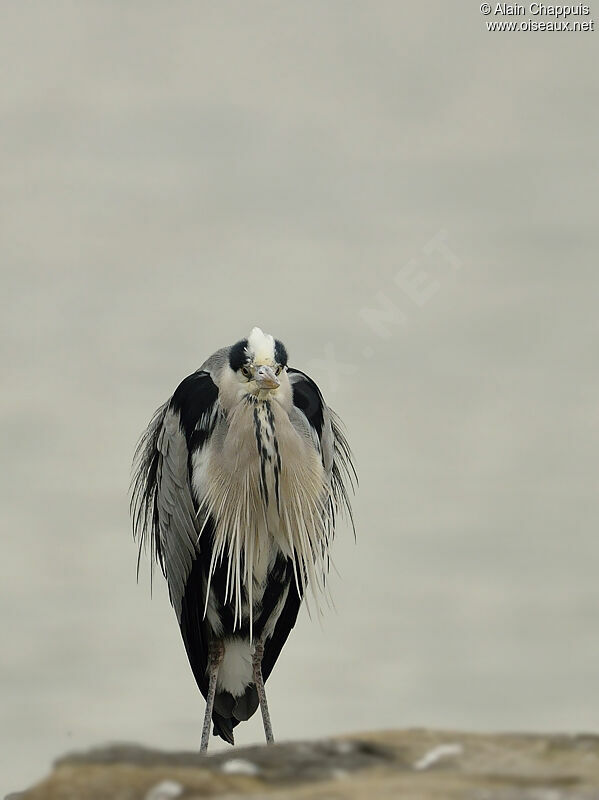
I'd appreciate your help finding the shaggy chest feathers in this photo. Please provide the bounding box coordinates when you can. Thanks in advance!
[191,396,329,636]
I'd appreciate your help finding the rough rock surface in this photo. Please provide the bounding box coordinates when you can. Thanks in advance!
[10,729,599,800]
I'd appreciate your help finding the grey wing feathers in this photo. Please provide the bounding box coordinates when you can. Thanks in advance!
[155,409,203,617]
[328,408,357,535]
[287,368,357,533]
[131,404,202,618]
[130,402,169,578]
[131,369,220,619]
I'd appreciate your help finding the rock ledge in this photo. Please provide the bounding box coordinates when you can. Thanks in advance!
[11,729,599,799]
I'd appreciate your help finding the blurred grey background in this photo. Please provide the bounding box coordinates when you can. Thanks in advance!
[2,1,598,793]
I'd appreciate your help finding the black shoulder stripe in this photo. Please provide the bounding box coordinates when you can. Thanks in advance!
[169,370,219,449]
[229,339,249,372]
[274,339,288,366]
[287,368,325,438]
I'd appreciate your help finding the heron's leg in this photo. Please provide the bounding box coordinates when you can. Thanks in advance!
[200,639,224,753]
[252,637,274,745]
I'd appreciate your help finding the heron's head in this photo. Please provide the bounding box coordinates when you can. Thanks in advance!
[228,327,289,399]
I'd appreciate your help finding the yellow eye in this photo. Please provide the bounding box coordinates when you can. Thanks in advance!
[275,365,282,375]
[241,365,252,379]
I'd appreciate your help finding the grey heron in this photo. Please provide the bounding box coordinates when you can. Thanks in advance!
[131,327,356,751]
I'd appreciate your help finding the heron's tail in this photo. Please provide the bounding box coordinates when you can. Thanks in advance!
[212,712,235,745]
[212,686,260,745]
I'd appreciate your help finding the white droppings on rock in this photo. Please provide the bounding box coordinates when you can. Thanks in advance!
[413,743,464,771]
[220,757,260,776]
[331,768,350,780]
[332,740,355,755]
[144,779,183,800]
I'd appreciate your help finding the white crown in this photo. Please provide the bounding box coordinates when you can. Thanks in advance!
[247,326,275,364]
